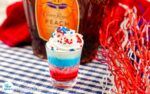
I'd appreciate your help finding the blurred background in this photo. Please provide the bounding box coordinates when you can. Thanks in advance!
[0,0,21,24]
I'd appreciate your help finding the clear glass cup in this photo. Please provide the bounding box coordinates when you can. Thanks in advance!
[45,43,83,88]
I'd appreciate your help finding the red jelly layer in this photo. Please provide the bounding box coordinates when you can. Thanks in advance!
[50,66,78,81]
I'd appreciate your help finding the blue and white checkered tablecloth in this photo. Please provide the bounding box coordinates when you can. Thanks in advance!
[0,41,114,94]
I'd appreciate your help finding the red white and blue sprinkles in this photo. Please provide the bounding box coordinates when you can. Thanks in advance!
[49,26,83,51]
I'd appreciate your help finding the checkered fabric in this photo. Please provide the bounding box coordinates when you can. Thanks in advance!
[0,42,114,94]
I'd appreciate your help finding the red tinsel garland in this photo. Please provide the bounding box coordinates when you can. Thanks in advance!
[99,1,150,94]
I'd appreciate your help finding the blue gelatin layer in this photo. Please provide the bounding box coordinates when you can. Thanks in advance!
[48,56,80,67]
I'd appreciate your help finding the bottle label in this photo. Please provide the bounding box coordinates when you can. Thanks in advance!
[35,0,80,41]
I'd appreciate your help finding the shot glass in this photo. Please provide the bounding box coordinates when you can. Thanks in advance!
[45,43,83,88]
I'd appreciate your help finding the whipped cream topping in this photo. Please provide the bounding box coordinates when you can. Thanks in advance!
[47,26,84,51]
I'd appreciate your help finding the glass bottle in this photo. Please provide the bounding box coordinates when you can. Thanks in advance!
[23,0,108,63]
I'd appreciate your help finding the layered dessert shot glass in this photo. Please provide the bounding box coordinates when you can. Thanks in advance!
[46,26,84,88]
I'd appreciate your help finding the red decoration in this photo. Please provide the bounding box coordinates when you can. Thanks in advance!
[0,2,31,46]
[99,2,150,93]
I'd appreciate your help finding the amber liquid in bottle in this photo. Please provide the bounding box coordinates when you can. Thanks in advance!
[23,0,80,59]
[23,0,46,58]
[23,0,108,63]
